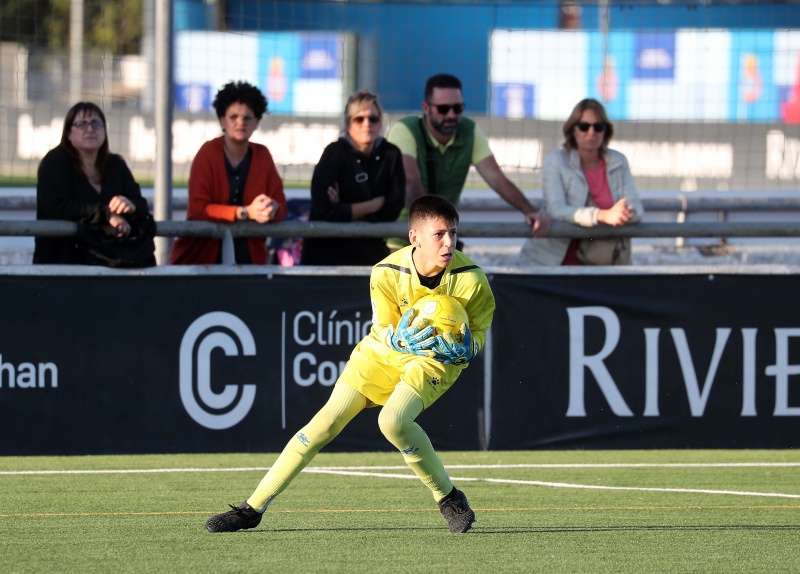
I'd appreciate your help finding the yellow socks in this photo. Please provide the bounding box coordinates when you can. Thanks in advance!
[378,383,453,501]
[247,381,453,512]
[247,383,367,511]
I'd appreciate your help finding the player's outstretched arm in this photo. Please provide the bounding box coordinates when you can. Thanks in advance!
[387,308,436,356]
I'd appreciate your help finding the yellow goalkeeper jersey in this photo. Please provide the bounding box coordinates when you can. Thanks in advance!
[337,245,495,408]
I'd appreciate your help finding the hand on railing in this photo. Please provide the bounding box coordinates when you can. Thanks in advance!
[597,198,636,227]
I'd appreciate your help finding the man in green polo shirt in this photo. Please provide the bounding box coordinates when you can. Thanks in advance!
[386,73,550,248]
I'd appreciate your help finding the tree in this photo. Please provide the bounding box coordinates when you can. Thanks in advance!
[0,0,51,46]
[0,0,142,55]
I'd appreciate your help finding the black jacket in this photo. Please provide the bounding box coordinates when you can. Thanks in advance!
[301,137,405,266]
[33,146,149,264]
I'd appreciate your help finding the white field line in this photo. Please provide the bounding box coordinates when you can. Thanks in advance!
[1,463,799,500]
[0,467,274,475]
[2,462,799,476]
[303,469,800,500]
[0,462,800,480]
[445,463,800,469]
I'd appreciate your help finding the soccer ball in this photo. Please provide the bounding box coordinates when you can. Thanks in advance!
[410,293,468,337]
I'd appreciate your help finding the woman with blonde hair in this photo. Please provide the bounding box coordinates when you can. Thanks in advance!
[300,90,406,265]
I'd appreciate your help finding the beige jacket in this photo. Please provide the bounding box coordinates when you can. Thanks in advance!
[516,147,644,266]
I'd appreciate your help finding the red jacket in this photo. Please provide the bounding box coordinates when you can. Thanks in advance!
[169,137,287,264]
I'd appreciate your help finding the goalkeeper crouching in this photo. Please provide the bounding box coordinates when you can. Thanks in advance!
[206,195,495,534]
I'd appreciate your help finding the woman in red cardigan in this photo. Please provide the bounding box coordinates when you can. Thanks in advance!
[170,81,287,264]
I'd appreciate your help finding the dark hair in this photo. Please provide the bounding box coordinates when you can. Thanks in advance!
[60,101,110,177]
[562,98,614,152]
[213,81,268,120]
[424,74,463,101]
[408,195,459,229]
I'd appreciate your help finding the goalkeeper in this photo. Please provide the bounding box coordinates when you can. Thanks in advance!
[206,195,495,534]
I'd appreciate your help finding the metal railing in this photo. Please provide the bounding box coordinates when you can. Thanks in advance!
[4,194,800,213]
[4,219,800,265]
[4,193,800,264]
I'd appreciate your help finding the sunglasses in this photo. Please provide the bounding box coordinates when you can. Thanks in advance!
[72,119,105,130]
[427,102,465,115]
[351,115,381,124]
[576,121,606,133]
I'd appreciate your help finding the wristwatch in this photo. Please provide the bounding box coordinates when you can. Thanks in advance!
[238,206,248,220]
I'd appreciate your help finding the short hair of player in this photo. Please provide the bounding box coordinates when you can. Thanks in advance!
[424,74,463,101]
[408,195,459,229]
[213,81,268,120]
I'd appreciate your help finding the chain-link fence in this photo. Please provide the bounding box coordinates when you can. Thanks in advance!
[2,0,799,190]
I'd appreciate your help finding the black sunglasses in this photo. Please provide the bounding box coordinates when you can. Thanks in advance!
[427,102,465,115]
[351,114,381,124]
[576,121,606,133]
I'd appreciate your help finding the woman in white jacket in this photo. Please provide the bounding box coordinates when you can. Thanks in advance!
[517,98,643,266]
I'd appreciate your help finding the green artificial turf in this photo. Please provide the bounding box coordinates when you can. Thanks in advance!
[1,450,797,573]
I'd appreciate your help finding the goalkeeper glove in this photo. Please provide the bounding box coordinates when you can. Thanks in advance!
[388,308,436,356]
[431,323,478,365]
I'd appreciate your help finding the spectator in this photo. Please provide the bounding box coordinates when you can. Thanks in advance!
[301,90,405,265]
[170,81,287,264]
[386,73,549,248]
[516,98,644,266]
[558,0,582,29]
[33,101,153,265]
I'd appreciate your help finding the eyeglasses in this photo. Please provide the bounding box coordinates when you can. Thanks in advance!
[427,102,465,115]
[72,120,105,130]
[576,121,606,133]
[351,114,381,124]
[226,114,255,123]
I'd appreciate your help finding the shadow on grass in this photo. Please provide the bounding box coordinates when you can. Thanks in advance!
[235,527,446,534]
[227,524,800,535]
[473,525,800,534]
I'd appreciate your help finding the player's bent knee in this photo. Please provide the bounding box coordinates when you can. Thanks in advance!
[377,411,407,447]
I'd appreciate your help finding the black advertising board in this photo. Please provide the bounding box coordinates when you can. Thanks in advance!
[0,273,483,455]
[1,269,797,454]
[489,273,799,449]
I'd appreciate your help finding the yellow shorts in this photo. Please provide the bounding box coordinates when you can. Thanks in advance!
[337,336,467,409]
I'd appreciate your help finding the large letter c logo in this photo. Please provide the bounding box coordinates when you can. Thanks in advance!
[179,312,256,429]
